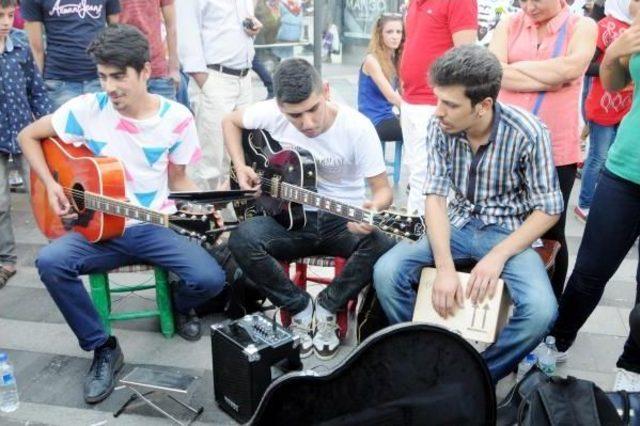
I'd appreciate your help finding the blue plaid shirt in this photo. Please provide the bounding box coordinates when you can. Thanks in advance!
[423,102,563,231]
[0,30,51,156]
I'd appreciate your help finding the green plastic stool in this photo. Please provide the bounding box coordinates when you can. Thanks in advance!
[89,265,174,338]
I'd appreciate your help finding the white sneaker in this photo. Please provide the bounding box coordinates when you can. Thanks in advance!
[613,369,640,392]
[290,316,314,359]
[313,315,340,360]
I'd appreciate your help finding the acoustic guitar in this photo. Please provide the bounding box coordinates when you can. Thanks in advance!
[232,129,424,241]
[31,137,223,244]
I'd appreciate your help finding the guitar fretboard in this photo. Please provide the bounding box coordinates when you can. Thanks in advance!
[278,182,373,223]
[80,192,168,225]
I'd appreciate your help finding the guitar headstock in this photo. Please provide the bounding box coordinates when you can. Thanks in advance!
[176,201,215,216]
[170,204,218,245]
[373,209,424,241]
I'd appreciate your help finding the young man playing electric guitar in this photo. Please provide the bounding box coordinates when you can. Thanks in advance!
[18,25,226,404]
[223,58,395,360]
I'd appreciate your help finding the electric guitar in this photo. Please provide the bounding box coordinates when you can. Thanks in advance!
[232,129,424,241]
[31,137,228,244]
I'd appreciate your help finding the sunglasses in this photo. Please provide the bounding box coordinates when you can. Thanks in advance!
[381,12,403,18]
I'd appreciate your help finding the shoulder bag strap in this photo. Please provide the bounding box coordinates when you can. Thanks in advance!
[531,17,571,116]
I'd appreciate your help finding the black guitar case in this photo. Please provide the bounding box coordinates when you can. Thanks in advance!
[250,323,496,425]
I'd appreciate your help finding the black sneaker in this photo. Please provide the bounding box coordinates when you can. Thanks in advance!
[84,337,124,404]
[175,309,202,341]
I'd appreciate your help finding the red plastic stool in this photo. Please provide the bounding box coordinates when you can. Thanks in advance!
[280,256,355,339]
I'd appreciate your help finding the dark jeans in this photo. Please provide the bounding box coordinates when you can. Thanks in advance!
[375,116,403,142]
[252,55,274,99]
[551,170,640,359]
[36,225,226,351]
[543,163,577,299]
[228,212,395,315]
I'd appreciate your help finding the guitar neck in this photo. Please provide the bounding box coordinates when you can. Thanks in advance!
[278,182,373,223]
[81,191,168,226]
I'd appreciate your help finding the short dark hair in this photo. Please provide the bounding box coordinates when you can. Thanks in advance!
[430,45,503,105]
[273,58,323,104]
[1,0,18,7]
[87,24,149,73]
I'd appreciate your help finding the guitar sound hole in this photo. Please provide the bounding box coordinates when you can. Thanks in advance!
[71,183,86,211]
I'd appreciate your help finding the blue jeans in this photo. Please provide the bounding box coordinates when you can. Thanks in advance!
[44,78,102,110]
[252,56,273,98]
[373,219,557,382]
[578,122,618,209]
[147,77,176,101]
[176,70,191,111]
[36,224,226,351]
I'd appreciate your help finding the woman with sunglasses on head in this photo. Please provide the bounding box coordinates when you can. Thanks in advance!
[489,0,598,301]
[357,13,404,145]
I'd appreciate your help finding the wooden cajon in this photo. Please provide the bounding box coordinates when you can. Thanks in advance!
[413,268,512,344]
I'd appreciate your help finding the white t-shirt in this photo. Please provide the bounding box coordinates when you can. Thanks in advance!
[51,92,201,216]
[243,100,386,207]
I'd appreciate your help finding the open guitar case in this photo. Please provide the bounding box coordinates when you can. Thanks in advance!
[250,323,496,425]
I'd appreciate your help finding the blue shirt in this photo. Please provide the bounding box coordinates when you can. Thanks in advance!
[0,30,52,156]
[21,0,121,81]
[423,102,563,231]
[357,67,395,126]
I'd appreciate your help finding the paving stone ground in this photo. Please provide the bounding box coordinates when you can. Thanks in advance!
[1,63,638,425]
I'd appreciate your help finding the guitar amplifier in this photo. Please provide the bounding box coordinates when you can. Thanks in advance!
[210,313,301,423]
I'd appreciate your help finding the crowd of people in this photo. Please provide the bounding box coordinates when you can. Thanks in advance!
[0,0,639,409]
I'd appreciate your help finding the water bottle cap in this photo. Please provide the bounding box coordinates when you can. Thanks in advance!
[545,335,556,346]
[0,353,7,362]
[526,353,538,362]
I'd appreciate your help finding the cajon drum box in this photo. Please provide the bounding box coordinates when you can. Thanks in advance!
[413,268,512,343]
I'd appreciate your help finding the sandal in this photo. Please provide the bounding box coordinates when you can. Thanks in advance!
[0,267,16,289]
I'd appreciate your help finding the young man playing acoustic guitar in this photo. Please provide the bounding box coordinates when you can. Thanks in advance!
[18,25,226,404]
[373,45,563,383]
[223,58,395,360]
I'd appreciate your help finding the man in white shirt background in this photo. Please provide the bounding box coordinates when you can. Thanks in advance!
[177,0,262,190]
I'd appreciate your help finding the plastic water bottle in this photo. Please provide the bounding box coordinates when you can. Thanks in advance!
[516,353,538,382]
[538,336,557,376]
[0,353,19,413]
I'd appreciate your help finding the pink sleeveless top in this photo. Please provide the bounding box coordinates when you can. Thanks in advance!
[499,7,582,166]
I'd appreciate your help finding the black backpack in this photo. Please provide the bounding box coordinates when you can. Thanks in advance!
[498,367,623,425]
[172,240,267,319]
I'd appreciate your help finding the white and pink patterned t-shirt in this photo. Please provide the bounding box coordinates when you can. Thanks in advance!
[51,92,202,217]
